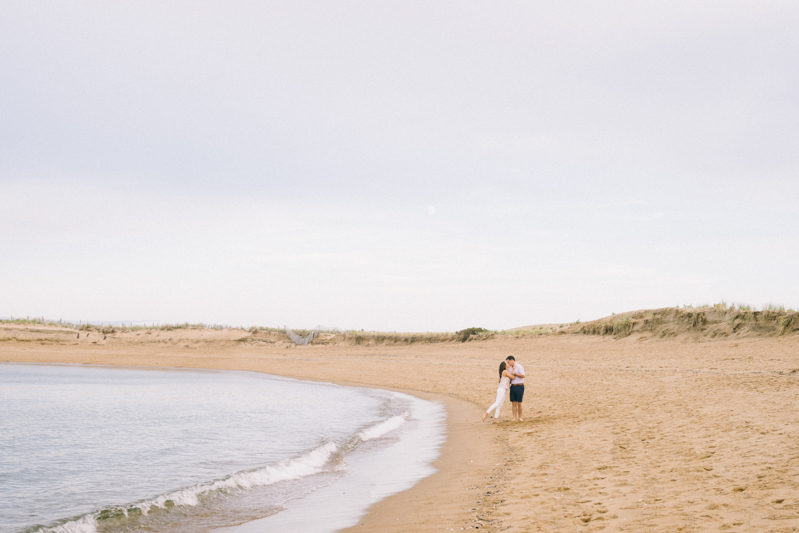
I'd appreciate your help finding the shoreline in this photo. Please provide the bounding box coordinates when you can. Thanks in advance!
[5,363,429,533]
[7,333,796,530]
[1,349,505,532]
[332,385,503,532]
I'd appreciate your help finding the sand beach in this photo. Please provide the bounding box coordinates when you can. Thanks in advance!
[3,309,799,532]
[6,2,798,530]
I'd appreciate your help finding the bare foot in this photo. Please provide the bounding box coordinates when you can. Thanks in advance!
[493,419,499,424]
[519,418,524,422]
[482,412,488,423]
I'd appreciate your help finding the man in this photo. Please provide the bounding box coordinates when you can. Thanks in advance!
[506,355,525,421]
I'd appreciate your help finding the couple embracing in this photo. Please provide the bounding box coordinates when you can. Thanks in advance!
[482,355,525,423]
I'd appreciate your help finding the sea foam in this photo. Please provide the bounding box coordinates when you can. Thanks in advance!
[35,442,339,532]
[34,412,411,533]
[35,515,98,533]
[137,441,339,514]
[358,413,407,441]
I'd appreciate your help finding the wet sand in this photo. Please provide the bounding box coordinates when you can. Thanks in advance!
[3,330,799,531]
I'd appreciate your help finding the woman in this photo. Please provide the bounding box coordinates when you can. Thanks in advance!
[482,361,513,423]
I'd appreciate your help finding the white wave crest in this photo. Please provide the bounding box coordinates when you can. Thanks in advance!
[358,414,407,441]
[136,441,338,514]
[35,515,98,533]
[32,443,338,530]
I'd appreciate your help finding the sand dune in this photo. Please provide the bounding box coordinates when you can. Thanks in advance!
[571,306,799,339]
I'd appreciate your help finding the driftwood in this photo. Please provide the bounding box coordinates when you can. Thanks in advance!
[285,327,318,345]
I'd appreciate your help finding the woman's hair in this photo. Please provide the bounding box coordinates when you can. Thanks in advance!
[498,361,506,379]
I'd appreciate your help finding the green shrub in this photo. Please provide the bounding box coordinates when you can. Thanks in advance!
[455,327,490,342]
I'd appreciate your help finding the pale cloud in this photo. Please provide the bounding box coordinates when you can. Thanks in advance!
[1,2,798,329]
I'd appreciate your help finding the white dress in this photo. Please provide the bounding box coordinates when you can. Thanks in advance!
[486,375,511,418]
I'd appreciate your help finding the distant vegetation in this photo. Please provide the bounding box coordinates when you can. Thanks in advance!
[455,327,491,342]
[678,301,796,313]
[572,303,799,339]
[3,300,798,344]
[496,325,564,336]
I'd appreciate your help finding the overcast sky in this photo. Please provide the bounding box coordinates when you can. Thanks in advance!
[2,1,797,331]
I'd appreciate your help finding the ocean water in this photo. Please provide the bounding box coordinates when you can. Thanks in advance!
[0,364,445,533]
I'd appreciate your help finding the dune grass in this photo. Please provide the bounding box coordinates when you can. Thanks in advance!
[4,301,797,340]
[678,301,796,313]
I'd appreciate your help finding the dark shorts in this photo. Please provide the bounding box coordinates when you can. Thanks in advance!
[509,384,524,402]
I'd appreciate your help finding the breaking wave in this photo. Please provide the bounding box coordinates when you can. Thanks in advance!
[357,414,407,441]
[34,515,98,533]
[32,410,412,533]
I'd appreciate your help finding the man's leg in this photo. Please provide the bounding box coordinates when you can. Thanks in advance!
[518,402,523,421]
[511,401,518,420]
